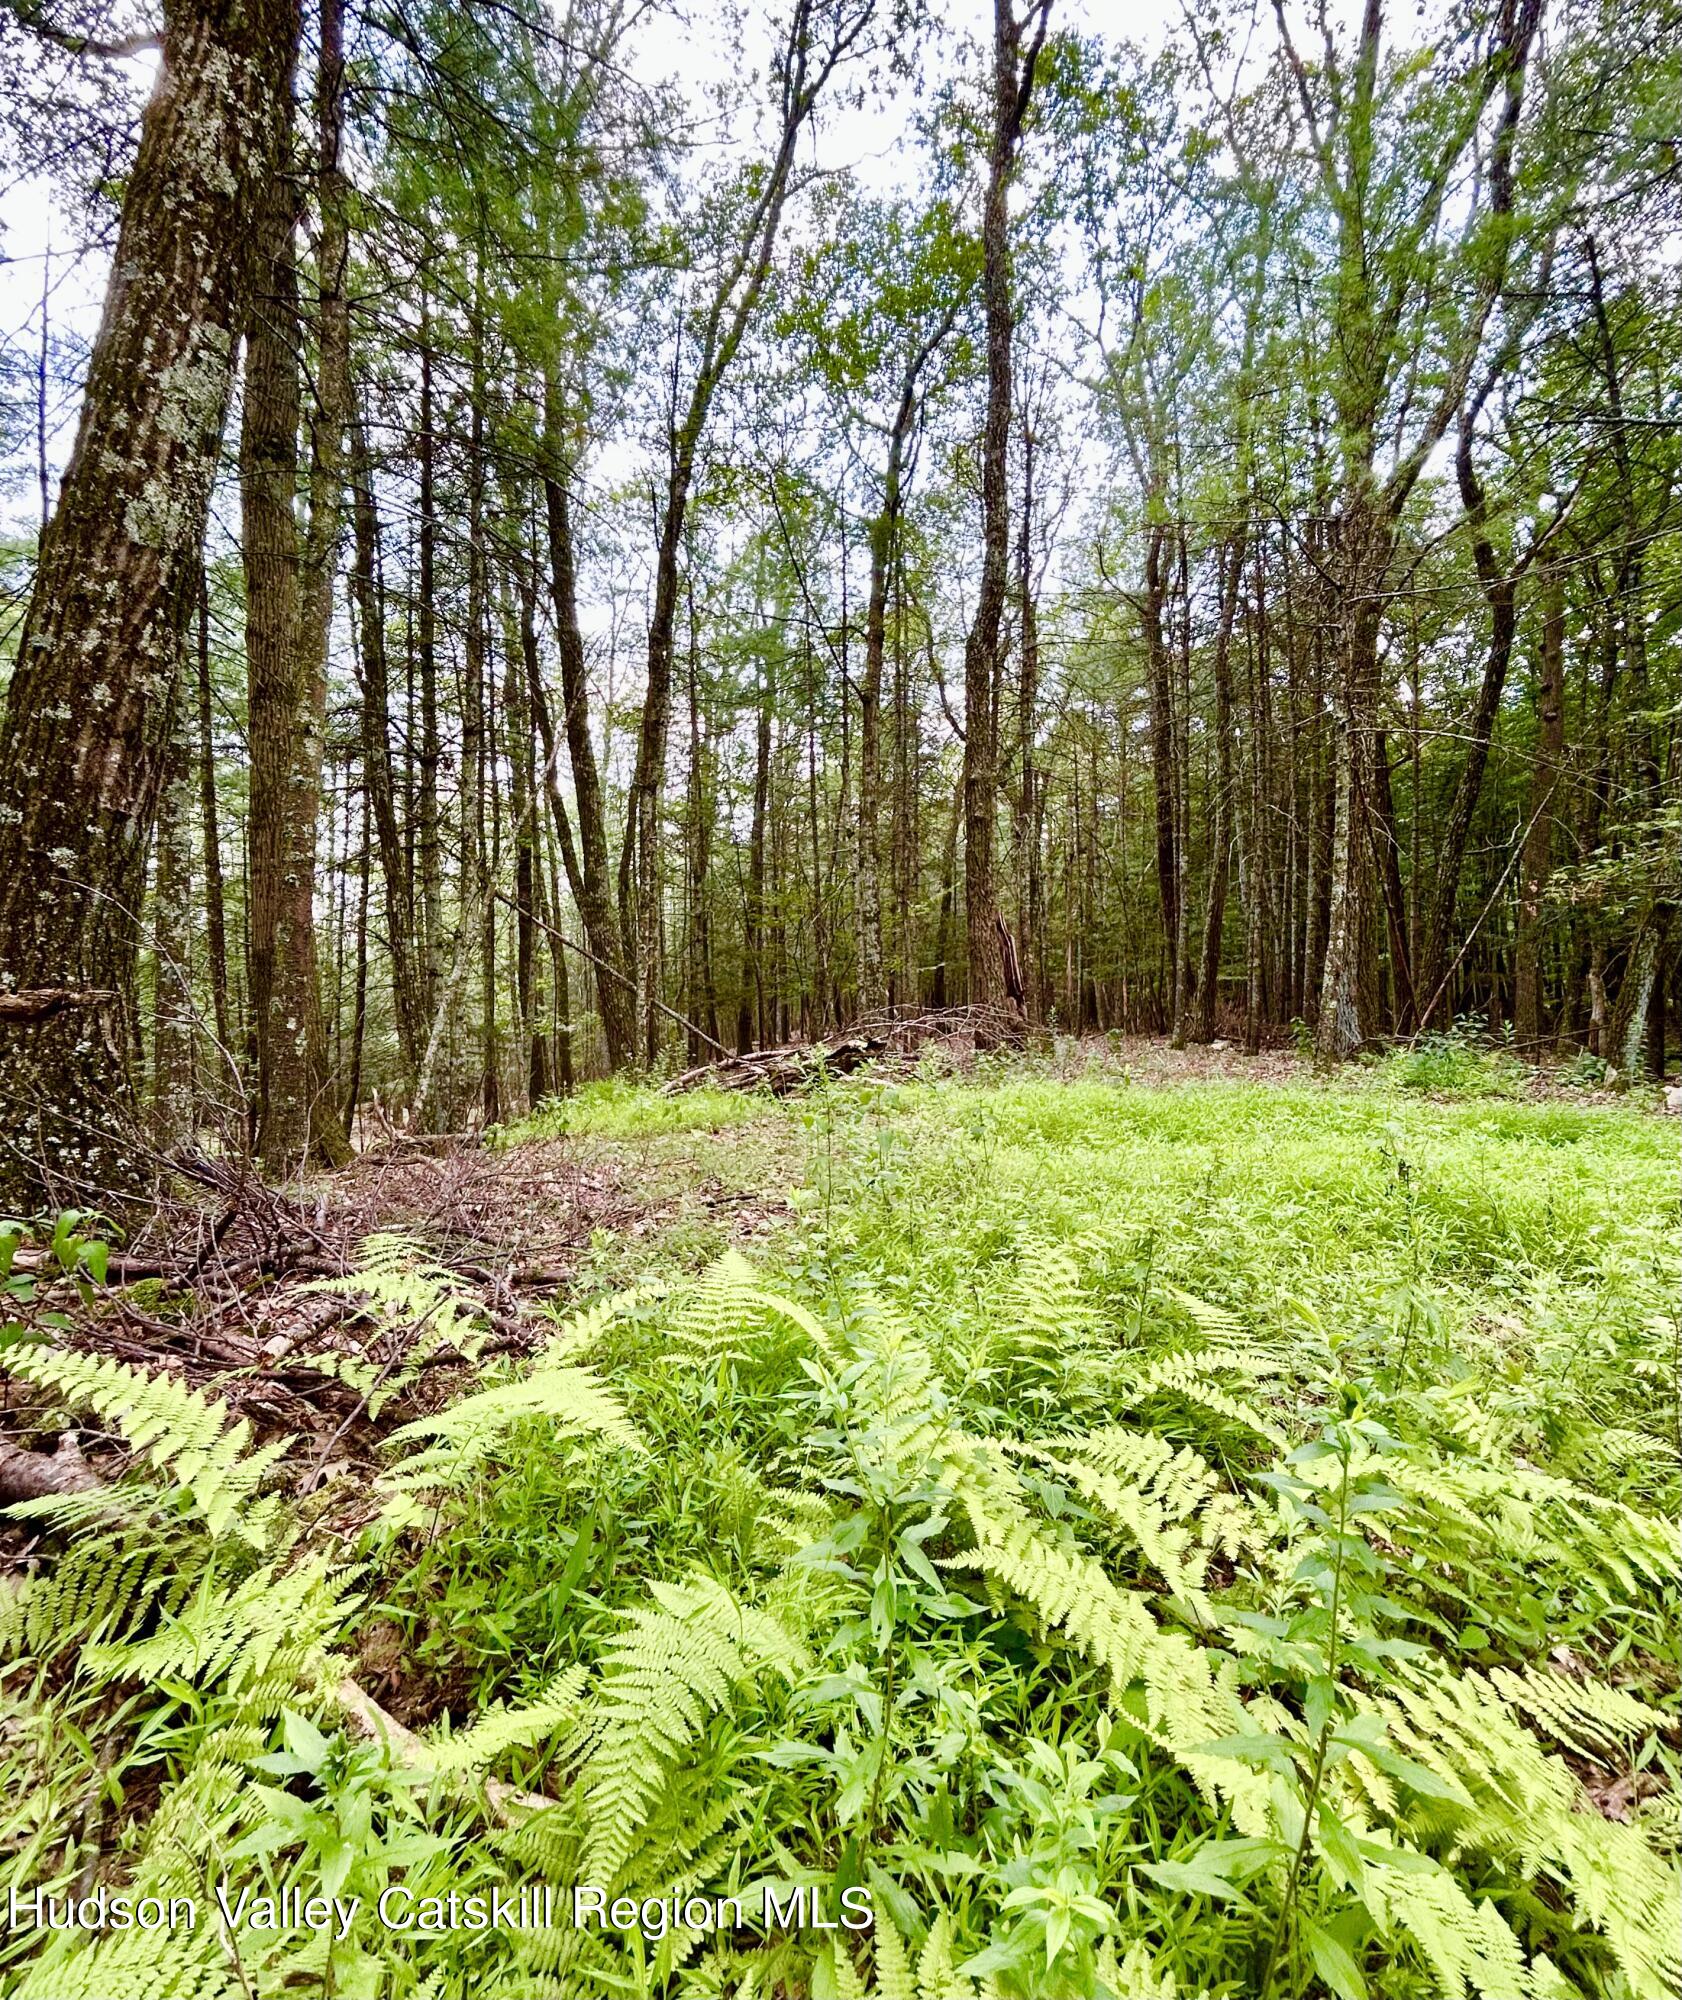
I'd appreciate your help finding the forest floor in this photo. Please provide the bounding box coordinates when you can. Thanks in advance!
[2,1043,1678,2000]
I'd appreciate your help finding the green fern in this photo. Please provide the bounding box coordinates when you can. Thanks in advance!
[6,1347,289,1540]
[298,1230,491,1415]
[666,1249,842,1367]
[84,1547,357,1697]
[580,1572,805,1887]
[427,1666,589,1776]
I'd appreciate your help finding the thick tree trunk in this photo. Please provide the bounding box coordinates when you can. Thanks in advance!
[1608,911,1672,1082]
[242,89,328,1177]
[0,0,296,1211]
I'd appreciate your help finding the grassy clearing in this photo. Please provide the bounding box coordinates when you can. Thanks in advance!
[492,1076,776,1145]
[3,1068,1678,2000]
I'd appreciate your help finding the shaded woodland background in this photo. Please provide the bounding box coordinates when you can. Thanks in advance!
[0,0,1676,1202]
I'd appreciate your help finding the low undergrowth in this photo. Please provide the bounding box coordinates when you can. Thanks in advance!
[492,1076,772,1145]
[2,1072,1677,1999]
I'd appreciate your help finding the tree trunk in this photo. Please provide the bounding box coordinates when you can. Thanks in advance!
[1194,531,1243,1041]
[1015,398,1044,1022]
[1608,911,1672,1082]
[540,385,637,1069]
[741,660,773,1052]
[1143,520,1178,1029]
[1418,416,1524,1008]
[416,300,443,1035]
[349,402,420,1081]
[150,702,196,1147]
[0,0,297,1211]
[504,583,546,1109]
[859,317,951,1016]
[239,86,312,1174]
[964,0,1049,1027]
[1315,504,1384,1062]
[196,567,233,1084]
[1514,570,1564,1046]
[278,0,353,1170]
[684,576,718,1060]
[623,0,842,1062]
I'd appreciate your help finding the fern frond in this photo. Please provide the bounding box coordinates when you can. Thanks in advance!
[6,1347,289,1541]
[871,1913,917,2000]
[581,1573,805,1887]
[428,1666,589,1776]
[15,1527,193,1656]
[85,1548,356,1695]
[1127,1355,1287,1448]
[915,1913,979,2000]
[378,1355,643,1525]
[11,1921,242,2000]
[666,1250,841,1366]
[388,1362,643,1460]
[1490,1664,1667,1761]
[1367,1859,1534,2000]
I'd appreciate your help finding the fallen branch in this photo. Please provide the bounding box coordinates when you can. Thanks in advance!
[334,1678,555,1823]
[0,987,115,1023]
[664,1005,1032,1096]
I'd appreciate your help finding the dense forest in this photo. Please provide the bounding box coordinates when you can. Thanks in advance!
[0,10,1679,2000]
[0,0,1675,1208]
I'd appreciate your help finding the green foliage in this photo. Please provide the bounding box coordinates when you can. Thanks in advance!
[5,1077,1677,1999]
[491,1078,774,1145]
[1379,1024,1533,1099]
[6,1345,290,1541]
[299,1231,491,1416]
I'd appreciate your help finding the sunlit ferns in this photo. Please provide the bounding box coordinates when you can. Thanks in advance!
[6,1346,290,1541]
[577,1572,807,1889]
[296,1229,492,1417]
[373,1282,649,1526]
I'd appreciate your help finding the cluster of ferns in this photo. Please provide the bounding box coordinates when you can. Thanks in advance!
[1,1228,1676,2000]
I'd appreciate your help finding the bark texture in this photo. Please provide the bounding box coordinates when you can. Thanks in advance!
[0,0,298,1210]
[963,0,1051,1026]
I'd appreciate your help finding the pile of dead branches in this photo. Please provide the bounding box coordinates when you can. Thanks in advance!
[0,1140,644,1502]
[663,1004,1029,1096]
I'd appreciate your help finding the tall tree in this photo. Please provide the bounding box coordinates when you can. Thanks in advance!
[1272,0,1544,1059]
[963,0,1052,1022]
[0,0,299,1209]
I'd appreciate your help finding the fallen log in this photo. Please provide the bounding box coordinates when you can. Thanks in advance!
[663,1004,1031,1096]
[0,988,115,1023]
[663,1033,889,1097]
[0,1434,102,1504]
